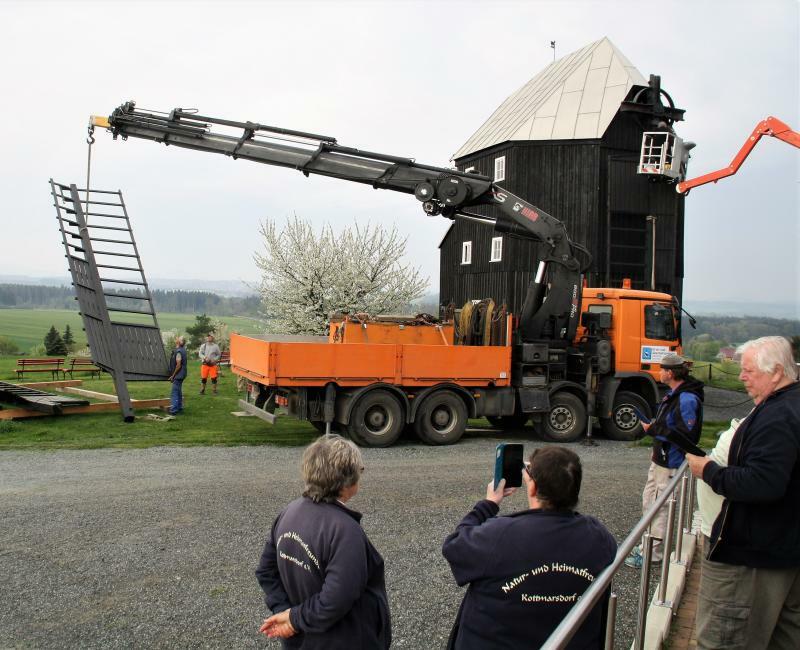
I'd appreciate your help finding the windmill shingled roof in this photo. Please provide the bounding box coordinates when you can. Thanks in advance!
[452,37,646,160]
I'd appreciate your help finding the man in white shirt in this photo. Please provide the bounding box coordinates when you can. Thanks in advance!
[198,334,222,394]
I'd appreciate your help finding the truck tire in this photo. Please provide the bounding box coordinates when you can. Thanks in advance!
[539,392,587,443]
[414,390,467,445]
[486,415,529,431]
[347,390,404,448]
[600,391,651,441]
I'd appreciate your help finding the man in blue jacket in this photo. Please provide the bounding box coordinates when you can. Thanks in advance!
[626,352,704,568]
[167,335,188,415]
[442,446,616,649]
[687,336,800,649]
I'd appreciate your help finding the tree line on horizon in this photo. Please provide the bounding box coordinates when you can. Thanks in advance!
[0,284,261,316]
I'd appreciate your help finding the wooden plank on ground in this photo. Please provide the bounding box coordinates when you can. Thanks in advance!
[59,387,119,402]
[18,380,83,389]
[0,399,171,420]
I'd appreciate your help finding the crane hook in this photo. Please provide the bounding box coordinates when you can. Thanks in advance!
[87,124,96,145]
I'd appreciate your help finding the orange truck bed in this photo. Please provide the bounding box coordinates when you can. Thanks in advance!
[230,334,511,388]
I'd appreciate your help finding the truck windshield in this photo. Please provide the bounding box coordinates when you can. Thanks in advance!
[645,304,676,341]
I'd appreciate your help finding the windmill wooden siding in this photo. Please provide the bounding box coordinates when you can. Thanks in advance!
[441,112,685,313]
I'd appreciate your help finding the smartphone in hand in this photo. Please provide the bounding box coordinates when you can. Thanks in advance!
[633,407,651,425]
[494,443,524,489]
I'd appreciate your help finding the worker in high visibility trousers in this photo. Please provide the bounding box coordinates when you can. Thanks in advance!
[198,333,221,394]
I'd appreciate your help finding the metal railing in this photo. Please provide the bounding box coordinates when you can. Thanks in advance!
[542,461,695,650]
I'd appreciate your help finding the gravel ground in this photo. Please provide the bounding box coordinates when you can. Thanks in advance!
[1,431,661,650]
[1,388,751,649]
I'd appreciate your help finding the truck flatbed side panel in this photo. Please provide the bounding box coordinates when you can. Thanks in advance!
[230,335,273,382]
[333,321,454,345]
[231,334,511,388]
[399,345,511,386]
[274,342,398,385]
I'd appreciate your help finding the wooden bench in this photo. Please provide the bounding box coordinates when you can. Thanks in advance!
[15,358,66,380]
[219,351,231,366]
[67,358,103,379]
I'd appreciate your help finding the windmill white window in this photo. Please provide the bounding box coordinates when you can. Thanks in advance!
[494,156,506,182]
[461,241,472,265]
[490,237,503,262]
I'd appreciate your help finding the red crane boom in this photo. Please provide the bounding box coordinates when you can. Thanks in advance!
[677,116,799,194]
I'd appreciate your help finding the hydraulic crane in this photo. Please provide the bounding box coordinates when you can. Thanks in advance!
[92,102,590,344]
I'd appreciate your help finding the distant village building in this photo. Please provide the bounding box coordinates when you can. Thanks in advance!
[717,346,736,361]
[440,37,688,314]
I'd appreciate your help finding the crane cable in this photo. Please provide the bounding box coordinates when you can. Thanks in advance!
[85,124,95,225]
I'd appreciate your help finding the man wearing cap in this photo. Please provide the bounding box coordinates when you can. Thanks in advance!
[625,352,704,568]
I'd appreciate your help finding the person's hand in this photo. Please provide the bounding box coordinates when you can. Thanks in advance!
[259,609,297,639]
[641,421,651,432]
[486,479,517,505]
[686,453,711,478]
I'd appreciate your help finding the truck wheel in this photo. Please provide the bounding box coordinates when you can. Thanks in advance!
[539,392,587,443]
[414,390,467,445]
[601,391,651,441]
[486,415,529,431]
[347,390,404,448]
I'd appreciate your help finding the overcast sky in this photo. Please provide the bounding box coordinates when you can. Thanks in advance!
[1,0,797,315]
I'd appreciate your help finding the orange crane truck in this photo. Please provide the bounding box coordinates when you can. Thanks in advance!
[91,103,684,446]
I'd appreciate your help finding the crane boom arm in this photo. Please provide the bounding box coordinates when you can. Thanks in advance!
[92,102,590,342]
[676,116,799,194]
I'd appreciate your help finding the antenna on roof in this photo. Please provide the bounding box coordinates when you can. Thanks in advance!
[550,40,556,61]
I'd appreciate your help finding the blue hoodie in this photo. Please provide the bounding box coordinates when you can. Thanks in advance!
[443,500,616,649]
[256,497,390,650]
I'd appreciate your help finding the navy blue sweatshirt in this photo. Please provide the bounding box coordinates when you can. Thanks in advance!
[442,500,616,649]
[704,381,800,568]
[255,497,391,649]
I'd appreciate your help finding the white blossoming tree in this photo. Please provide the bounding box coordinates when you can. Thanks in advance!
[254,216,429,334]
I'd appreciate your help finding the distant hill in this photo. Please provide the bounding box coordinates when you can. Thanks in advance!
[682,315,799,346]
[0,275,258,298]
[0,283,260,316]
[683,299,798,320]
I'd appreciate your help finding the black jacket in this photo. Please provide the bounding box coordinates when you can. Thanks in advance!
[442,500,616,650]
[255,497,391,649]
[649,377,704,468]
[704,381,800,568]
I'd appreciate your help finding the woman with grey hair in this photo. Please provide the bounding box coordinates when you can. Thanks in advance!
[256,435,391,649]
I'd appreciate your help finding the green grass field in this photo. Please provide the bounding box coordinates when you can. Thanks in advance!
[691,361,744,391]
[0,308,264,352]
[0,355,318,450]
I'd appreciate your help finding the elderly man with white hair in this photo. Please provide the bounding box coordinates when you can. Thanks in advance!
[687,336,800,650]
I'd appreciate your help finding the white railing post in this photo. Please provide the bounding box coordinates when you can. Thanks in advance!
[604,592,617,650]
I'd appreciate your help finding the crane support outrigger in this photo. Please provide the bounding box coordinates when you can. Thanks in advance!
[88,102,683,447]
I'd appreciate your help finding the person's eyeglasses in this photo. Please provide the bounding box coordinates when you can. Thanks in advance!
[523,461,534,480]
